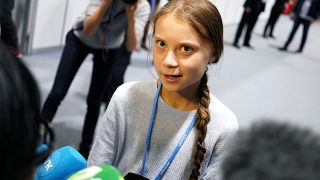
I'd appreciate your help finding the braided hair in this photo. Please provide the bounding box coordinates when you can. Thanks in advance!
[190,72,210,179]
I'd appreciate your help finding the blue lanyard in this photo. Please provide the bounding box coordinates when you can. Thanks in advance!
[140,82,198,179]
[150,0,156,14]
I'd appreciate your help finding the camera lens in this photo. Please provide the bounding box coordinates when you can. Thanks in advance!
[122,0,138,5]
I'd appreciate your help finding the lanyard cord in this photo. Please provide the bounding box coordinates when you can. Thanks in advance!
[141,82,198,179]
[141,82,162,176]
[150,0,157,14]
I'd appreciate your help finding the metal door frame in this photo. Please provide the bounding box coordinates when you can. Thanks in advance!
[13,0,38,55]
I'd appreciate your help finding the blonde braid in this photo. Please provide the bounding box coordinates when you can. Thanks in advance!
[190,73,210,180]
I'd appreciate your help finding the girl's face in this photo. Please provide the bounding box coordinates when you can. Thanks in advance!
[153,13,213,95]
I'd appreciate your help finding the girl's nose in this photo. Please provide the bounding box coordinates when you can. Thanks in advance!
[163,51,178,67]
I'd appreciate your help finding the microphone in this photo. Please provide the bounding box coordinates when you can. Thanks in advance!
[34,146,87,180]
[36,144,49,155]
[124,173,149,180]
[67,165,124,180]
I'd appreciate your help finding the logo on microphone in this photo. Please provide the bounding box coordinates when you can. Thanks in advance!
[44,158,53,171]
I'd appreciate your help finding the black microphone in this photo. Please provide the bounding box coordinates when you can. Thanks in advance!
[124,172,149,180]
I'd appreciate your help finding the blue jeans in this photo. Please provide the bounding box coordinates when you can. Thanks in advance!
[103,43,132,107]
[41,30,119,158]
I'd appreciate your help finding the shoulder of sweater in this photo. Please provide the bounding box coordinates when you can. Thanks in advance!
[208,94,239,131]
[113,80,155,98]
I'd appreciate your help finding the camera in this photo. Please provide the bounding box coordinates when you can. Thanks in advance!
[122,0,138,5]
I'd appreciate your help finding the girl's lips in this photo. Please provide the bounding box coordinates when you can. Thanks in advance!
[162,74,182,82]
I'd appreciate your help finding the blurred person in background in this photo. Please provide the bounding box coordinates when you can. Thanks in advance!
[232,0,266,49]
[40,0,150,159]
[222,120,320,180]
[0,40,54,180]
[102,0,156,109]
[0,0,22,57]
[263,0,289,39]
[278,0,320,53]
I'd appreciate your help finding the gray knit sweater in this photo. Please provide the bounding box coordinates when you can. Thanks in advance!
[88,81,238,180]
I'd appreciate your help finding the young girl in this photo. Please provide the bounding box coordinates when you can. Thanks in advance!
[88,0,238,179]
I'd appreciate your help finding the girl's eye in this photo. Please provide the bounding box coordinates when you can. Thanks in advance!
[156,40,166,48]
[180,46,193,53]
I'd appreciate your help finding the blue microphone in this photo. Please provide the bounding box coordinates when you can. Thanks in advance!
[36,144,49,155]
[34,146,87,180]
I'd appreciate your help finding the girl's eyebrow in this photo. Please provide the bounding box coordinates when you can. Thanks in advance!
[153,35,163,39]
[180,42,198,46]
[154,35,201,48]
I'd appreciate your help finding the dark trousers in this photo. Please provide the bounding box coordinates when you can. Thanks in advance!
[103,43,132,108]
[263,9,282,36]
[41,30,119,158]
[283,16,311,51]
[0,0,18,49]
[233,11,260,45]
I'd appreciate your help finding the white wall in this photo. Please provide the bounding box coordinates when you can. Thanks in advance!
[31,0,275,50]
[32,0,67,49]
[32,0,89,50]
[61,0,90,45]
[211,0,246,24]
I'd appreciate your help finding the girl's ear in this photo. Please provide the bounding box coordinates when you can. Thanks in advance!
[209,56,217,64]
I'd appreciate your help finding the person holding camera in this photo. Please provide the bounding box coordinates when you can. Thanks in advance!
[102,0,160,110]
[41,0,150,159]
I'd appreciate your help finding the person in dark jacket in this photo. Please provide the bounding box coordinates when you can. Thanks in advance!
[233,0,266,49]
[0,0,22,56]
[263,0,289,38]
[279,0,320,53]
